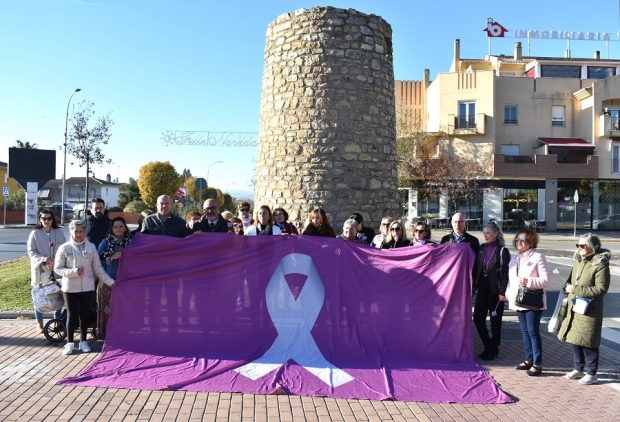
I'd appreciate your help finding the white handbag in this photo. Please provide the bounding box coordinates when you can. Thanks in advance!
[31,283,64,313]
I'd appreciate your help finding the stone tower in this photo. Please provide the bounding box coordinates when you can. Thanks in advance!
[254,7,398,231]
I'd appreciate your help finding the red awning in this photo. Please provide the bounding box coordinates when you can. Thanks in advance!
[536,137,595,149]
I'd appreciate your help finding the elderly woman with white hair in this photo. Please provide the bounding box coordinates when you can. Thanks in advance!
[558,233,611,385]
[55,220,115,356]
[337,218,369,244]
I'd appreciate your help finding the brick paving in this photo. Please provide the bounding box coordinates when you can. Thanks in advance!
[0,317,618,421]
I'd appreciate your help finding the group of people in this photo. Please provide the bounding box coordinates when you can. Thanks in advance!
[28,197,611,384]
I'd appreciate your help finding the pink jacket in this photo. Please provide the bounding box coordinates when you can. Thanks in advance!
[506,249,551,311]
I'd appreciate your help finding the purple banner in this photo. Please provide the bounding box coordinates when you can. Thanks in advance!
[58,234,511,403]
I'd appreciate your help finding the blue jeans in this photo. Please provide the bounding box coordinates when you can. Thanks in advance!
[34,308,62,323]
[517,309,544,366]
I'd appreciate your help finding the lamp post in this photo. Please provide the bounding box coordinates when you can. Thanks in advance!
[206,161,223,189]
[225,183,236,194]
[61,88,81,224]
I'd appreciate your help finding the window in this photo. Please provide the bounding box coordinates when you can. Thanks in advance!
[106,188,109,195]
[587,67,616,79]
[457,101,476,129]
[504,105,518,125]
[501,145,519,155]
[613,145,620,173]
[541,65,581,78]
[552,106,566,127]
[611,110,620,130]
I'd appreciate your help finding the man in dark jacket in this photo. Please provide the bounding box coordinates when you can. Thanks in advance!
[141,195,188,237]
[85,198,111,248]
[440,213,480,253]
[194,198,229,233]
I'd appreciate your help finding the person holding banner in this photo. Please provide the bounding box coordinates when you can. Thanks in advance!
[473,221,510,361]
[301,208,336,237]
[245,205,281,236]
[558,234,610,385]
[380,221,411,249]
[273,207,298,234]
[506,229,550,376]
[337,219,369,244]
[27,209,66,333]
[55,220,115,355]
[411,222,435,246]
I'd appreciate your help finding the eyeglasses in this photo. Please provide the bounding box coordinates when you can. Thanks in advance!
[414,229,426,233]
[390,227,402,231]
[40,217,53,221]
[273,212,283,217]
[576,244,588,249]
[239,208,249,212]
[515,238,527,243]
[203,206,217,211]
[233,224,242,228]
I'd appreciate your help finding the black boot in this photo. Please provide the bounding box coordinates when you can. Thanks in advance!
[481,346,499,361]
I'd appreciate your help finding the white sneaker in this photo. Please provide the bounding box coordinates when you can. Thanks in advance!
[565,370,584,380]
[79,341,91,353]
[63,343,74,355]
[578,374,598,385]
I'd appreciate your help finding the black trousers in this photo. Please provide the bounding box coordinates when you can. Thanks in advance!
[63,291,92,343]
[572,344,600,375]
[473,290,504,349]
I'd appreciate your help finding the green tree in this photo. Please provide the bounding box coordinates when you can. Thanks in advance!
[67,100,113,209]
[124,200,150,213]
[117,177,141,209]
[14,140,38,149]
[5,189,25,211]
[137,161,182,208]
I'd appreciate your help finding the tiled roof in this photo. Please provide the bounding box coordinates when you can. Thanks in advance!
[43,177,120,188]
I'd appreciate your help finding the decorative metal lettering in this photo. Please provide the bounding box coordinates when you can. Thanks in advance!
[161,130,258,147]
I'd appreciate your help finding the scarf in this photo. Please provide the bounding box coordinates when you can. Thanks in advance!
[241,215,253,228]
[258,223,272,235]
[69,238,86,269]
[101,232,133,260]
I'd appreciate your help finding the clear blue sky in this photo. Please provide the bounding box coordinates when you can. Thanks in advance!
[2,0,620,196]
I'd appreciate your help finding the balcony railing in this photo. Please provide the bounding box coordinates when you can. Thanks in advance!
[456,116,476,129]
[551,120,566,127]
[504,119,518,125]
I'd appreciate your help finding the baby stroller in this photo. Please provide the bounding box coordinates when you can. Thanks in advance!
[44,291,99,343]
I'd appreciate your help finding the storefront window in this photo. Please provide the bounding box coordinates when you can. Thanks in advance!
[417,190,440,218]
[592,181,620,230]
[448,189,483,220]
[503,189,538,228]
[557,181,592,230]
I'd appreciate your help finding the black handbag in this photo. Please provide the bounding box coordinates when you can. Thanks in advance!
[515,286,544,311]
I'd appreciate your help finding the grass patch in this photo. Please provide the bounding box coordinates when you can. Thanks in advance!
[0,258,33,311]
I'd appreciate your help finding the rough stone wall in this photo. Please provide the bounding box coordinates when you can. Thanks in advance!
[254,7,399,232]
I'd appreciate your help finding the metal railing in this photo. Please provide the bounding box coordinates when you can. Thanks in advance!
[456,116,476,129]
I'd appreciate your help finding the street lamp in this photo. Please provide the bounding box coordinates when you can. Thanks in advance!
[225,183,236,194]
[61,88,81,224]
[206,161,223,189]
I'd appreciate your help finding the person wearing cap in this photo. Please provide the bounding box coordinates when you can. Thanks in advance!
[350,213,375,245]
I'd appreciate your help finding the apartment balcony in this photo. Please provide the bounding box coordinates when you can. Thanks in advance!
[493,154,598,178]
[447,113,486,135]
[599,114,620,138]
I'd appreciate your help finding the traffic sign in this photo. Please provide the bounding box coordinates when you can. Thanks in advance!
[195,178,207,190]
[2,187,9,197]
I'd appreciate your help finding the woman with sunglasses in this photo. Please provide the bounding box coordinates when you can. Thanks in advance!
[557,233,610,385]
[380,221,411,249]
[237,201,254,231]
[506,229,550,375]
[27,209,66,333]
[229,217,244,235]
[473,221,511,361]
[272,207,298,234]
[411,222,435,246]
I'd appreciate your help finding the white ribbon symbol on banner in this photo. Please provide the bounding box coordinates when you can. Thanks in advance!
[236,253,354,388]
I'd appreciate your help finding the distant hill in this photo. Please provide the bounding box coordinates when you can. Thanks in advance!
[228,189,254,201]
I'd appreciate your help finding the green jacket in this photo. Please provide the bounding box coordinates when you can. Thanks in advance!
[557,249,611,348]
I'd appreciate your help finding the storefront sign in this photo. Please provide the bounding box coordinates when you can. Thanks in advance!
[485,18,618,41]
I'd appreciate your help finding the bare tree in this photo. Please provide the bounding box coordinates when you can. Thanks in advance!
[67,100,113,209]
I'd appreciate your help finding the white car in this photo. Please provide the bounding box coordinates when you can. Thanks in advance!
[584,214,620,230]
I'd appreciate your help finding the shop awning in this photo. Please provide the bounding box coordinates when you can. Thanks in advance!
[38,188,50,198]
[536,137,595,149]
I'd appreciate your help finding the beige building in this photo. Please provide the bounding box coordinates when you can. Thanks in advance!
[397,40,620,231]
[0,161,22,208]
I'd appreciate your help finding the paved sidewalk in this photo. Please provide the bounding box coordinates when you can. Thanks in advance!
[0,317,618,421]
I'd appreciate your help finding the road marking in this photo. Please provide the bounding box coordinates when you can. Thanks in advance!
[602,327,620,345]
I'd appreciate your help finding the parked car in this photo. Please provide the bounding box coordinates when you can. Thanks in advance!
[584,214,620,230]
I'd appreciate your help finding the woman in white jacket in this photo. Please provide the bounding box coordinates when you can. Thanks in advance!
[506,229,551,376]
[54,220,115,355]
[27,209,66,333]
